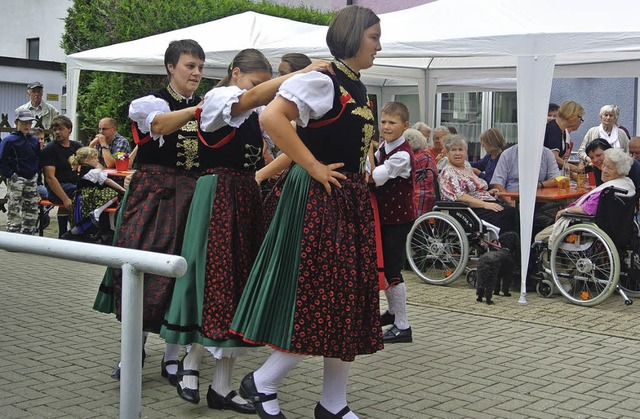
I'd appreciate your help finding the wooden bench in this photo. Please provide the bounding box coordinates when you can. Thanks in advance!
[38,199,117,236]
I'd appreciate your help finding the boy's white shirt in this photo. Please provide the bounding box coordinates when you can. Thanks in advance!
[367,136,412,186]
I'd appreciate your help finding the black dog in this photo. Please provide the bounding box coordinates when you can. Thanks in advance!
[476,231,520,305]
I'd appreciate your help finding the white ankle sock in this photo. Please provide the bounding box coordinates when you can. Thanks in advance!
[385,283,409,329]
[253,351,305,415]
[181,343,205,390]
[163,343,180,375]
[320,357,358,418]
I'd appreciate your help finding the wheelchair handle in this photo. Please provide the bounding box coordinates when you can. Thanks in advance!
[608,187,629,195]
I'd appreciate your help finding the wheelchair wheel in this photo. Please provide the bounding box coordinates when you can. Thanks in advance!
[466,269,477,288]
[550,224,620,307]
[618,251,640,297]
[406,212,469,285]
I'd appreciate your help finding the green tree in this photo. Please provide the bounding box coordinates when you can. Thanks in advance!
[62,0,332,142]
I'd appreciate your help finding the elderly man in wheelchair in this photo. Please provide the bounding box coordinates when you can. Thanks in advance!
[532,148,639,306]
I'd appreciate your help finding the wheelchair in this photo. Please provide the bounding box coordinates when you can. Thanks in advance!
[405,168,501,285]
[534,186,640,306]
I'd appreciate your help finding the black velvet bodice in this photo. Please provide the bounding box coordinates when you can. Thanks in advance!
[297,60,375,174]
[133,86,201,172]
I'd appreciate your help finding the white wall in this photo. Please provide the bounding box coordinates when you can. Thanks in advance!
[0,0,71,62]
[0,0,71,120]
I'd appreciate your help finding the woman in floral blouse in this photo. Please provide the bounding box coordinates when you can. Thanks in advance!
[439,134,517,232]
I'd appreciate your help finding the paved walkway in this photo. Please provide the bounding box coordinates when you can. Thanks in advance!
[2,192,640,418]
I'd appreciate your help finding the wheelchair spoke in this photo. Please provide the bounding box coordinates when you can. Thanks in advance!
[551,226,619,306]
[407,213,469,285]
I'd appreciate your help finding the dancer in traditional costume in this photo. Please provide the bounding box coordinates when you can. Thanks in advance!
[159,49,330,414]
[230,6,383,419]
[93,39,205,383]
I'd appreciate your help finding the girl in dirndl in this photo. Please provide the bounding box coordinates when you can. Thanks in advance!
[230,6,384,419]
[159,48,330,414]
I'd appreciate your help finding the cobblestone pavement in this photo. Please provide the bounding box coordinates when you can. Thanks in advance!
[2,188,640,418]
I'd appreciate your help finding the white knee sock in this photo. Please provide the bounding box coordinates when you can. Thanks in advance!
[181,343,205,390]
[320,357,358,419]
[163,343,181,375]
[385,283,409,329]
[253,351,305,415]
[92,197,117,222]
[211,356,234,396]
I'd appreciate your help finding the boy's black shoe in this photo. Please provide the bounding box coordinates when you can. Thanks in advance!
[383,325,412,343]
[380,310,395,326]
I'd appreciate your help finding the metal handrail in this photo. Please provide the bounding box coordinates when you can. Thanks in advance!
[0,232,187,419]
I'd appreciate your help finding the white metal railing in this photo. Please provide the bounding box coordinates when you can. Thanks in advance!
[0,232,187,419]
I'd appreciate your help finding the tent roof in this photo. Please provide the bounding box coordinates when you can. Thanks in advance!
[67,11,331,78]
[373,0,640,78]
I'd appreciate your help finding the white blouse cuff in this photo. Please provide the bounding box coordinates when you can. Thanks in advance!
[277,72,334,127]
[83,168,108,185]
[129,96,170,147]
[200,86,254,132]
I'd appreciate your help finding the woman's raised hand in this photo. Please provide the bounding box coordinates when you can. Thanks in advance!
[303,60,333,74]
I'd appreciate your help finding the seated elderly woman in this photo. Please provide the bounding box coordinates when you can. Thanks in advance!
[439,134,517,232]
[405,128,438,216]
[535,148,634,243]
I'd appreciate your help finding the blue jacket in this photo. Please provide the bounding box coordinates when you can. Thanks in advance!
[0,130,40,179]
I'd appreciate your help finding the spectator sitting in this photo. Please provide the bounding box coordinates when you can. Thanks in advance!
[629,136,640,161]
[31,127,46,149]
[412,121,432,144]
[547,102,559,123]
[471,128,506,184]
[577,105,629,162]
[88,118,131,168]
[585,138,640,197]
[428,125,449,165]
[535,148,634,243]
[404,128,437,216]
[490,144,561,206]
[0,110,40,234]
[63,147,125,240]
[439,134,517,233]
[40,115,82,237]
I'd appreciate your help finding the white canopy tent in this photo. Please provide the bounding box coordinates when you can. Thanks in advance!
[66,0,640,300]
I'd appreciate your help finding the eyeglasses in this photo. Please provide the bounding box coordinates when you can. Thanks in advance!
[577,115,584,123]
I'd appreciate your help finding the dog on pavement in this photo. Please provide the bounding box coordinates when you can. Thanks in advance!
[476,231,520,305]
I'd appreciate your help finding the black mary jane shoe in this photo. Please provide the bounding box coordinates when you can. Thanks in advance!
[239,373,286,419]
[110,349,146,381]
[207,386,256,414]
[161,356,179,387]
[314,403,352,419]
[176,359,200,404]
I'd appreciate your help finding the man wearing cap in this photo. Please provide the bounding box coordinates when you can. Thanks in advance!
[0,110,41,234]
[88,118,131,168]
[15,81,59,131]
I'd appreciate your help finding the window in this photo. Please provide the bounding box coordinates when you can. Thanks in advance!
[492,92,518,146]
[27,38,40,60]
[440,92,483,159]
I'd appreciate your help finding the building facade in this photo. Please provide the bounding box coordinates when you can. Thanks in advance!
[0,0,71,136]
